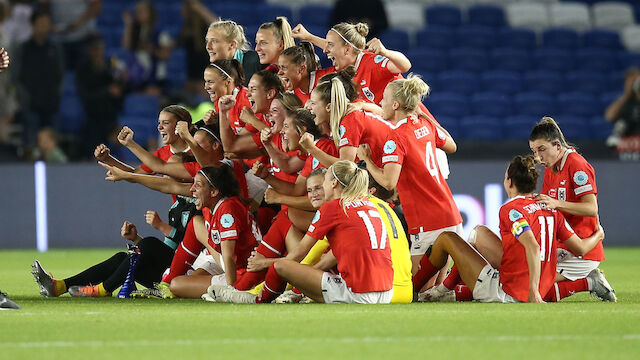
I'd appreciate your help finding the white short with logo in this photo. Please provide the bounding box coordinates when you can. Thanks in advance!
[410,223,464,256]
[321,272,393,304]
[472,265,519,303]
[556,249,600,281]
[192,251,224,276]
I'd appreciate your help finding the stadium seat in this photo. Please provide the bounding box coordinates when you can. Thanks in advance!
[481,71,522,93]
[424,91,470,118]
[118,115,157,145]
[549,2,591,31]
[566,71,608,94]
[505,3,550,32]
[123,94,160,118]
[298,4,332,28]
[534,48,575,72]
[557,92,601,117]
[523,70,566,95]
[590,115,614,140]
[431,115,460,140]
[592,2,635,30]
[497,28,537,50]
[542,28,580,50]
[553,116,591,140]
[455,26,496,50]
[583,29,622,50]
[503,115,540,140]
[418,72,439,91]
[491,48,532,73]
[459,116,503,140]
[425,5,462,28]
[617,51,640,70]
[58,96,85,133]
[414,27,456,50]
[470,92,512,117]
[62,71,76,96]
[577,48,617,72]
[621,25,640,52]
[379,29,411,53]
[437,71,480,94]
[406,49,448,73]
[449,48,490,72]
[254,4,294,25]
[211,4,255,26]
[385,3,426,32]
[514,92,557,117]
[467,5,505,28]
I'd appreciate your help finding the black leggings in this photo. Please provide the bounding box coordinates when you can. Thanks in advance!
[64,237,174,293]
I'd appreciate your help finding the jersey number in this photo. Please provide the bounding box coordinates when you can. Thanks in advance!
[357,210,387,250]
[538,216,554,262]
[425,141,441,184]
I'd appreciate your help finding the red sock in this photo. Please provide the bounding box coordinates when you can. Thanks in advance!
[442,265,460,290]
[256,211,291,258]
[292,287,301,294]
[544,278,589,302]
[257,265,286,303]
[163,219,203,284]
[412,254,439,291]
[233,270,267,291]
[454,283,473,301]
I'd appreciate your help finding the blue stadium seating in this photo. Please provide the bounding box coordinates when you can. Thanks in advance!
[468,5,505,28]
[298,4,332,28]
[497,28,537,50]
[58,96,85,133]
[449,48,490,72]
[459,116,503,140]
[557,92,601,117]
[118,115,157,146]
[254,4,294,26]
[566,71,607,94]
[535,49,575,72]
[62,71,76,96]
[406,49,448,73]
[542,28,580,50]
[481,71,522,93]
[379,29,411,53]
[431,115,459,140]
[618,51,640,69]
[577,48,617,72]
[210,4,255,26]
[437,71,479,94]
[425,92,470,118]
[456,26,496,50]
[425,5,462,28]
[503,115,539,140]
[123,94,160,118]
[590,116,614,140]
[553,116,591,140]
[491,48,532,73]
[415,27,455,50]
[523,71,566,94]
[583,29,622,50]
[514,92,557,117]
[470,92,512,117]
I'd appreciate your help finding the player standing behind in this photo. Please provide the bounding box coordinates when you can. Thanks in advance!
[255,17,295,70]
[205,20,261,85]
[212,160,394,304]
[529,117,616,301]
[357,75,462,289]
[278,42,335,105]
[292,22,410,104]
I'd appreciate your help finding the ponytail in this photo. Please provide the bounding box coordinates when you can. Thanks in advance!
[328,77,350,148]
[507,155,539,194]
[260,17,295,49]
[529,116,572,149]
[388,74,430,112]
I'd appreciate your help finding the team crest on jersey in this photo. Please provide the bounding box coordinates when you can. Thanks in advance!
[312,158,319,169]
[220,214,234,228]
[362,87,375,101]
[181,211,190,227]
[383,140,396,154]
[573,171,588,186]
[312,211,321,224]
[211,230,221,245]
[509,209,523,221]
[339,125,346,138]
[558,187,566,201]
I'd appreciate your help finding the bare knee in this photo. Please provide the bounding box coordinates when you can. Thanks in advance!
[273,259,294,276]
[169,276,187,297]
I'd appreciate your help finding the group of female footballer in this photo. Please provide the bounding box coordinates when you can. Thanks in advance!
[29,15,616,304]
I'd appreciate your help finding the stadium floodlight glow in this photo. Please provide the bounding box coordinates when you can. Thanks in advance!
[453,194,484,237]
[35,161,48,252]
[484,183,503,234]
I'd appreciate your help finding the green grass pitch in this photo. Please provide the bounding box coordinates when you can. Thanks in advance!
[2,247,639,359]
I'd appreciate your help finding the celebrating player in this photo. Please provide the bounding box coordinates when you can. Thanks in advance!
[205,19,261,85]
[278,42,335,104]
[255,17,295,68]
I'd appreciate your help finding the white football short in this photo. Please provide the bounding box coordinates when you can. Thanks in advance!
[321,272,393,304]
[410,223,464,256]
[472,265,519,303]
[193,250,224,275]
[556,248,600,281]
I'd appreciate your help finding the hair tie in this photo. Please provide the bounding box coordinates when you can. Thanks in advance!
[211,63,232,80]
[196,125,221,144]
[331,166,347,187]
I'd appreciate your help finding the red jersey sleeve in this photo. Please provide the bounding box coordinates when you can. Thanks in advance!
[217,203,242,242]
[555,211,576,243]
[337,112,363,149]
[183,161,201,178]
[380,131,405,166]
[567,160,597,197]
[306,201,339,240]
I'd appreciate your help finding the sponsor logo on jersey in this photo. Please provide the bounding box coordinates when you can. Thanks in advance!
[362,87,375,101]
[383,140,396,154]
[558,187,566,201]
[414,126,430,139]
[382,155,399,163]
[312,211,321,224]
[312,158,319,169]
[509,209,523,221]
[560,179,567,185]
[573,171,588,186]
[220,214,234,228]
[549,189,557,198]
[339,125,346,138]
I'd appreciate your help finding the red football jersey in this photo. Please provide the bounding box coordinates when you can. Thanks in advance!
[338,110,393,167]
[292,67,336,104]
[141,145,179,174]
[269,132,302,184]
[381,116,462,234]
[299,137,338,178]
[214,87,253,135]
[183,160,249,200]
[203,196,261,270]
[306,198,393,292]
[499,196,575,302]
[541,149,603,261]
[353,50,398,105]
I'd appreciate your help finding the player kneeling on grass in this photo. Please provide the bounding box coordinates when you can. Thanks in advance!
[209,160,394,304]
[415,155,606,303]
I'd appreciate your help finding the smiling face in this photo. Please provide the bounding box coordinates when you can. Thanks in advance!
[205,28,235,62]
[278,54,304,91]
[529,138,562,169]
[255,29,283,65]
[307,89,329,126]
[269,98,287,130]
[203,67,232,104]
[281,115,301,151]
[324,30,353,71]
[190,173,215,210]
[306,174,326,209]
[157,111,179,145]
[247,74,272,114]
